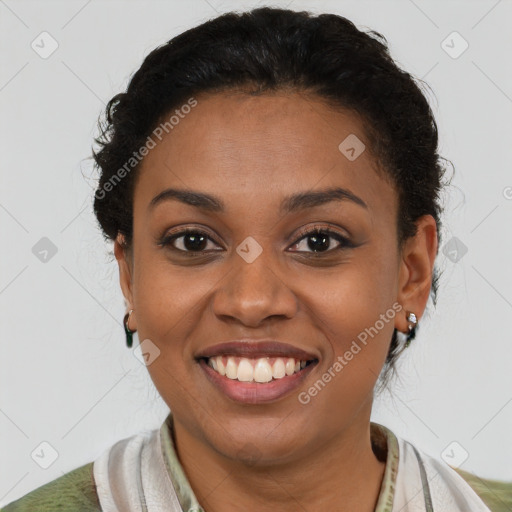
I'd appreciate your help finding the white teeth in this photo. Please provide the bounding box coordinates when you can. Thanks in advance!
[217,357,226,376]
[207,355,312,382]
[237,358,254,382]
[272,358,286,379]
[225,356,238,379]
[254,359,273,383]
[285,358,295,376]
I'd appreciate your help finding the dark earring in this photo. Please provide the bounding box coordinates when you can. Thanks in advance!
[404,311,418,348]
[123,309,135,348]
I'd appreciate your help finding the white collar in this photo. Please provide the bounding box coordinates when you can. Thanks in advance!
[393,435,491,511]
[92,420,490,512]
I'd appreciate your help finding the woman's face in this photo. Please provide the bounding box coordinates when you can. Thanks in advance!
[115,91,436,464]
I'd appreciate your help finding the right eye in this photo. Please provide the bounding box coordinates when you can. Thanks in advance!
[159,228,223,254]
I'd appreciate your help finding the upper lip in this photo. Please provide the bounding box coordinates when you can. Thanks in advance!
[195,340,319,361]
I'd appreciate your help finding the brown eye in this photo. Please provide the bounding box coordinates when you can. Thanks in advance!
[289,228,353,254]
[161,229,222,253]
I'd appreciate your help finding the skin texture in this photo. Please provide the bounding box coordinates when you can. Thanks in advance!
[114,90,438,511]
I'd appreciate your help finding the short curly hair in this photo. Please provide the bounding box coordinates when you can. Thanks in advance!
[92,7,450,393]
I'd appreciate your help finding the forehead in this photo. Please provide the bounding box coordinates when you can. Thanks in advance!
[134,91,396,221]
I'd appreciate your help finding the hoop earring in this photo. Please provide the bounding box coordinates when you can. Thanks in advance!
[404,311,418,348]
[123,309,136,348]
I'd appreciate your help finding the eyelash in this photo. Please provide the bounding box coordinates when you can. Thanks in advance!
[158,225,354,256]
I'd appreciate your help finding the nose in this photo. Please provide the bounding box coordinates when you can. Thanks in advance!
[211,246,298,328]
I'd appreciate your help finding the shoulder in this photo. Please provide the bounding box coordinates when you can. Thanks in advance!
[392,433,504,511]
[0,461,101,512]
[452,466,512,512]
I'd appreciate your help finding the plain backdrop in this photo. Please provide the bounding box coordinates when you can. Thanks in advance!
[1,0,511,505]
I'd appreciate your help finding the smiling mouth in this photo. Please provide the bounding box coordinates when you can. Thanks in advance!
[199,355,318,383]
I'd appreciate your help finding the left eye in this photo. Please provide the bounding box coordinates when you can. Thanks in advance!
[289,229,351,253]
[161,229,221,253]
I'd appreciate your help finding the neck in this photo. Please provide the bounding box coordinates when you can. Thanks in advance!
[172,408,386,512]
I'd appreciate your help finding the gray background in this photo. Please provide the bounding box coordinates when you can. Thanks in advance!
[1,0,511,505]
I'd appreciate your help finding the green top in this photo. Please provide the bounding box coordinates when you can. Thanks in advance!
[2,413,511,511]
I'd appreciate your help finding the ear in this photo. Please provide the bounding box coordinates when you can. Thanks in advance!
[114,233,137,330]
[396,214,438,333]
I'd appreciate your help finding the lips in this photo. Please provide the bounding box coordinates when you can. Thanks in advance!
[195,339,319,404]
[195,340,319,361]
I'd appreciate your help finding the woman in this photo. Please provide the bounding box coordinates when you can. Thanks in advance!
[2,6,510,512]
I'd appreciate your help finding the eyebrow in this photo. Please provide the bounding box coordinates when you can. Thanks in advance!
[148,186,368,214]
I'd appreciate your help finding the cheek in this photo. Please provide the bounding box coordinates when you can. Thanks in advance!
[132,255,212,349]
[297,255,398,395]
[304,252,398,339]
[296,288,396,435]
[130,254,210,415]
[130,245,232,407]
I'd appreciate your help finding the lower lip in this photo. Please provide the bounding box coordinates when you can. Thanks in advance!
[198,359,318,404]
